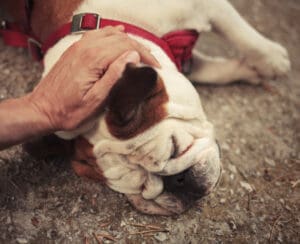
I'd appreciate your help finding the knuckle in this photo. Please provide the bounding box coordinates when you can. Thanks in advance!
[81,48,95,60]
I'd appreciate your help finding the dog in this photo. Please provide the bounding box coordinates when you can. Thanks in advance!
[2,0,290,215]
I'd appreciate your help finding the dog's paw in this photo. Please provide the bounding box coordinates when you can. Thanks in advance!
[245,40,291,81]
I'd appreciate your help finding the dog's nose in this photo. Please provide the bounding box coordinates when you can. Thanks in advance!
[162,148,222,201]
[162,168,208,200]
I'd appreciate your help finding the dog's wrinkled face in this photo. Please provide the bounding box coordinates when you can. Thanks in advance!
[60,64,221,215]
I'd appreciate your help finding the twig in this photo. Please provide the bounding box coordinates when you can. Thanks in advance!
[269,215,281,243]
[97,233,118,241]
[129,229,168,235]
[84,237,90,244]
[99,221,111,228]
[291,179,300,188]
[93,233,103,244]
[129,223,165,230]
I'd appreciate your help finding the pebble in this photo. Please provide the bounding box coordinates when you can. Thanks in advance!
[47,229,58,239]
[235,148,241,155]
[240,138,247,144]
[6,216,12,225]
[240,181,254,192]
[275,181,281,186]
[8,226,14,233]
[259,215,267,222]
[250,224,257,234]
[154,232,168,242]
[222,142,230,151]
[3,68,10,75]
[228,220,237,231]
[220,198,226,204]
[215,222,231,236]
[228,164,237,173]
[16,238,28,244]
[265,158,276,167]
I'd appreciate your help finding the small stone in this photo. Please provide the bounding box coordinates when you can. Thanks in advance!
[275,181,281,186]
[222,143,230,151]
[8,226,14,233]
[220,198,226,204]
[6,216,12,225]
[279,199,285,205]
[154,232,168,242]
[47,229,58,239]
[228,220,237,231]
[16,238,28,244]
[277,232,283,243]
[3,69,10,75]
[215,222,231,236]
[285,205,292,211]
[235,148,241,155]
[240,181,254,192]
[228,164,237,173]
[259,215,267,222]
[240,138,246,144]
[265,158,276,167]
[120,220,126,227]
[250,224,257,234]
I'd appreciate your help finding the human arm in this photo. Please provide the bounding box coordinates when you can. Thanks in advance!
[0,26,159,150]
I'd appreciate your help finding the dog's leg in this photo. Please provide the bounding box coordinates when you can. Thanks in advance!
[189,50,261,84]
[195,0,290,83]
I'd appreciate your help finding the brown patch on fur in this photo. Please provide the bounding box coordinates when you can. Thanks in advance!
[23,134,73,159]
[106,65,169,140]
[30,0,83,41]
[0,0,83,40]
[72,137,106,182]
[0,0,29,31]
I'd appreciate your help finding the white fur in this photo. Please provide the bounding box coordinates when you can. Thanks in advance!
[42,0,290,198]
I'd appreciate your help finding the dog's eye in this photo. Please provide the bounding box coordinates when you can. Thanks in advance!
[123,107,137,124]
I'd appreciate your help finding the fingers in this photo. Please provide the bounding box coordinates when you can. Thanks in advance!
[85,51,140,103]
[81,25,125,39]
[82,26,160,68]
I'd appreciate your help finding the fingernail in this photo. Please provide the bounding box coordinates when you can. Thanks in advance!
[154,58,161,68]
[125,51,140,63]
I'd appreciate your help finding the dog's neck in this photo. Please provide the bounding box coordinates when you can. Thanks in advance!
[30,0,83,41]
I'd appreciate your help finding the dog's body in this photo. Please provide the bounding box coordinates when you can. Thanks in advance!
[2,0,290,215]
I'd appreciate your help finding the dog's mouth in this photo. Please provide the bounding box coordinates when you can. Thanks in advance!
[126,139,222,215]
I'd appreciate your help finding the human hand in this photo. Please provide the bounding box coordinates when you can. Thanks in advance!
[27,26,159,131]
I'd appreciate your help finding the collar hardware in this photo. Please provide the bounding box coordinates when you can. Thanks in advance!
[71,13,101,34]
[27,38,43,61]
[1,20,7,30]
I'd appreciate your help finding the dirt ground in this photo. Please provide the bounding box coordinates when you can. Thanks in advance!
[0,0,299,243]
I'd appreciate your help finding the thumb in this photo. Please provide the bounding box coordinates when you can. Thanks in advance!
[86,51,141,101]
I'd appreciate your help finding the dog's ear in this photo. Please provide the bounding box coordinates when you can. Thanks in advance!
[106,64,158,126]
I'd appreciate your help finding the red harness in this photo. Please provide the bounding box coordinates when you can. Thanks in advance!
[0,13,199,73]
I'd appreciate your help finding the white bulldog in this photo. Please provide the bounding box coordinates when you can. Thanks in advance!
[38,0,290,215]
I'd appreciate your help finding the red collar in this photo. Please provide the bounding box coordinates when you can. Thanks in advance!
[1,13,199,73]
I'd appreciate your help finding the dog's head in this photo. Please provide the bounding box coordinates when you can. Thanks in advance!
[58,63,221,215]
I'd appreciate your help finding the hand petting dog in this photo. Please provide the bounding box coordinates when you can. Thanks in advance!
[0,26,158,150]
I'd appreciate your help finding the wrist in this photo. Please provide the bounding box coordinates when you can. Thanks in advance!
[22,93,58,133]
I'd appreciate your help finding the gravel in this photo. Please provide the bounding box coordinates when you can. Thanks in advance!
[0,0,299,243]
